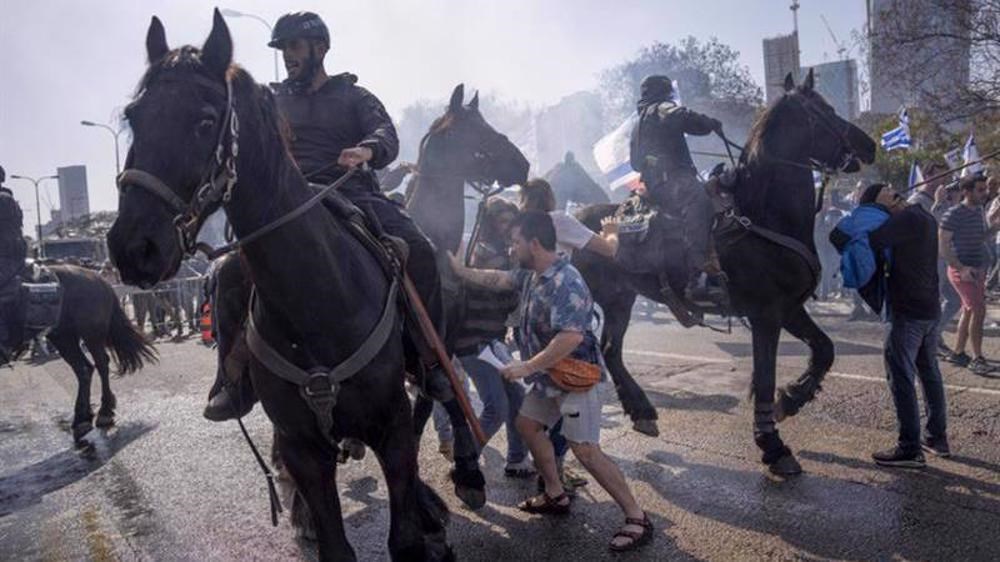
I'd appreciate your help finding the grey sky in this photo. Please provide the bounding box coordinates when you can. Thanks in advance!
[0,0,866,236]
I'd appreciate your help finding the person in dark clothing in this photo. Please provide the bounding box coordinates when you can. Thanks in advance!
[0,165,28,363]
[835,183,949,467]
[204,11,451,419]
[629,75,725,306]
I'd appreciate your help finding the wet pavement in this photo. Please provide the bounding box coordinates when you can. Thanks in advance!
[1,300,998,561]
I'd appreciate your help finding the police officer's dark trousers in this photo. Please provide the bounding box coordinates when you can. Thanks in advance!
[651,174,714,275]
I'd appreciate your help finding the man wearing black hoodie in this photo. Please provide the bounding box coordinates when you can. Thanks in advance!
[832,183,949,468]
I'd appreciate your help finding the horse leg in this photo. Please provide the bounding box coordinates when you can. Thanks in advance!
[48,332,95,443]
[371,399,452,561]
[601,291,659,436]
[749,316,801,475]
[278,436,354,562]
[85,336,116,428]
[441,397,486,510]
[776,305,833,421]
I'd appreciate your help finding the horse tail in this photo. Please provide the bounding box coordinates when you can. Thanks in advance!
[106,298,158,374]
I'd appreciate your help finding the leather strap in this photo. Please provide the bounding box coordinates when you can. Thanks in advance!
[117,169,188,214]
[245,277,399,390]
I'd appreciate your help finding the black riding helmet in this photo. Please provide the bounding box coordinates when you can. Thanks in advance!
[268,12,329,49]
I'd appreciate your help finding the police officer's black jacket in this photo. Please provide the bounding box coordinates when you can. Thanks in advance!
[630,100,719,185]
[275,72,398,190]
[0,188,26,283]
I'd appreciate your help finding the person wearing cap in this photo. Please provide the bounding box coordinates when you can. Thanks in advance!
[629,75,726,307]
[0,165,28,363]
[204,11,453,419]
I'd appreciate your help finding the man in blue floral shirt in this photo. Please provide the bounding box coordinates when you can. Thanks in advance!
[450,210,651,553]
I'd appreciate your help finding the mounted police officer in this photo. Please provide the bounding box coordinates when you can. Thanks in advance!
[630,75,727,307]
[0,165,28,363]
[204,12,451,419]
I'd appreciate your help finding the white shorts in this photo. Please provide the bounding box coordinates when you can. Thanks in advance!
[519,385,602,444]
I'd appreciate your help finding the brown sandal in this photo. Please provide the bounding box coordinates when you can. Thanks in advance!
[609,513,653,552]
[517,492,571,515]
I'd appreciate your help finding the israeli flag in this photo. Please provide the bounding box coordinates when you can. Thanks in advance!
[593,114,642,193]
[880,107,911,152]
[960,134,984,178]
[908,160,925,189]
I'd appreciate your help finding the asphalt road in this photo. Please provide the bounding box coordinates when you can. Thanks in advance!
[1,299,998,561]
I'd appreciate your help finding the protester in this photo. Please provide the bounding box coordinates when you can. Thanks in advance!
[940,174,992,374]
[846,181,880,321]
[815,195,846,300]
[932,180,964,354]
[452,197,535,477]
[450,211,651,552]
[518,178,617,258]
[835,184,948,467]
[906,162,947,212]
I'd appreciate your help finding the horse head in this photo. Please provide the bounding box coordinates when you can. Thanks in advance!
[109,10,254,288]
[767,68,877,172]
[417,84,529,188]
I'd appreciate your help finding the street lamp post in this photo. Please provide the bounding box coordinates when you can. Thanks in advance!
[220,8,280,83]
[10,174,58,258]
[80,120,123,177]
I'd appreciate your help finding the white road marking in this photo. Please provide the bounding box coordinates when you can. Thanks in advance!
[624,349,1000,397]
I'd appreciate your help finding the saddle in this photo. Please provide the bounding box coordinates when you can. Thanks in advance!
[613,194,684,275]
[22,264,63,332]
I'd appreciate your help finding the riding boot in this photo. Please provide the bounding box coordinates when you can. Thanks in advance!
[682,183,729,308]
[203,374,257,421]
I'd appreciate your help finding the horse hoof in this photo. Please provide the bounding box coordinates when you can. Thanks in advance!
[346,438,366,460]
[768,453,803,476]
[454,485,486,510]
[632,419,659,437]
[72,422,93,443]
[95,413,115,428]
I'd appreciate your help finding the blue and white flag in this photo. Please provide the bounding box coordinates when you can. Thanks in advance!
[908,160,925,189]
[593,114,641,193]
[960,134,984,178]
[880,107,911,151]
[943,147,963,170]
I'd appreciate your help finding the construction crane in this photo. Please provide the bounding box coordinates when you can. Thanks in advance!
[820,14,848,61]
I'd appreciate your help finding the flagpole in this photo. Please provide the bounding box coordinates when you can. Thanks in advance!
[903,148,1000,193]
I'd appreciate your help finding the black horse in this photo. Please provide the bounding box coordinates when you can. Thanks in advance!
[405,83,530,256]
[108,12,450,561]
[403,84,530,470]
[574,70,877,474]
[3,265,156,443]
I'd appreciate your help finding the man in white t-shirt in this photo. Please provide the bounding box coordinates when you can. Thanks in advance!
[519,178,618,258]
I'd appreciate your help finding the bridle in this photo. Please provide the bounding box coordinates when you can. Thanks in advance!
[117,74,240,257]
[117,73,362,261]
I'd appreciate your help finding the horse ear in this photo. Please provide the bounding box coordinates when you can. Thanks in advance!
[449,84,465,113]
[202,8,233,79]
[783,72,795,92]
[146,16,169,63]
[468,91,480,110]
[803,68,815,91]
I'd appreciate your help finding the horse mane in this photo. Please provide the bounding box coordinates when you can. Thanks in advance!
[744,92,794,166]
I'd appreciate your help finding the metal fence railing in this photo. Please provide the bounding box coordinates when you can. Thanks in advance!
[111,276,206,338]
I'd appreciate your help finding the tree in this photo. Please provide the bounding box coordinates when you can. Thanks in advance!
[858,107,1000,188]
[597,36,763,127]
[872,0,999,121]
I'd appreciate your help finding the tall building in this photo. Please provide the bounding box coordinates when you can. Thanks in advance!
[809,60,859,120]
[868,0,971,114]
[763,32,801,104]
[56,165,89,221]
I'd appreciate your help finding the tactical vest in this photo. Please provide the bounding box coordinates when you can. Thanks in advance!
[630,101,699,186]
